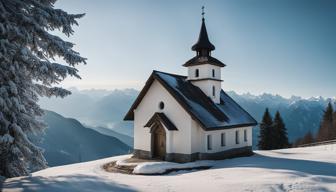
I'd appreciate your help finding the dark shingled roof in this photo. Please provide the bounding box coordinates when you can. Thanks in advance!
[192,19,215,51]
[124,71,258,130]
[144,112,178,131]
[183,55,226,67]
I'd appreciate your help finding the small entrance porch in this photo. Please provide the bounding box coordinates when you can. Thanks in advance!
[143,112,178,161]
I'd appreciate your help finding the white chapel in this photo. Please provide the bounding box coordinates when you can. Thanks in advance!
[124,13,257,162]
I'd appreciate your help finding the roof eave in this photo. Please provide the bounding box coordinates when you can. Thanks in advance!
[183,56,226,67]
[143,113,179,131]
[191,44,215,52]
[204,122,258,131]
[183,62,225,68]
[188,78,223,82]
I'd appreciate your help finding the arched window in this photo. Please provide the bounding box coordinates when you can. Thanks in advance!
[195,69,199,77]
[212,86,215,97]
[212,69,215,77]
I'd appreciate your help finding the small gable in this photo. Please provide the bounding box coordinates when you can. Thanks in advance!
[144,112,178,131]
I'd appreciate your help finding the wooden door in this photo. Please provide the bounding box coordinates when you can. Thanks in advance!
[153,125,166,160]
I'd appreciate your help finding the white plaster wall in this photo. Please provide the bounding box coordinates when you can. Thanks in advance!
[190,120,253,154]
[133,80,193,154]
[187,64,221,80]
[191,80,222,103]
[190,119,202,153]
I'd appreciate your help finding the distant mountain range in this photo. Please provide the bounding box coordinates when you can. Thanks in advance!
[227,92,335,146]
[35,111,131,167]
[39,88,136,136]
[39,88,336,145]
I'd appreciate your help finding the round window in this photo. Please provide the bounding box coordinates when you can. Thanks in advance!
[159,101,165,110]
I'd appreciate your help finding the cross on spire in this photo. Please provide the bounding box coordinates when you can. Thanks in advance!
[201,6,205,20]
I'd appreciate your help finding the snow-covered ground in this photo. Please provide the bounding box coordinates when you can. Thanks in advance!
[2,144,336,192]
[132,160,215,174]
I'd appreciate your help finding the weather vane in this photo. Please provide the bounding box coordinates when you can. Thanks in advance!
[202,6,205,19]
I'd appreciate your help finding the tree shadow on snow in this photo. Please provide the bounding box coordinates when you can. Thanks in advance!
[2,174,137,192]
[213,154,336,178]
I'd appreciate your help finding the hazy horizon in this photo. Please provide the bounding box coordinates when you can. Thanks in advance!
[55,0,336,98]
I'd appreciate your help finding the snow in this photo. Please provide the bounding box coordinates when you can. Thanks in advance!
[133,160,214,174]
[0,133,14,143]
[115,157,139,166]
[2,144,336,192]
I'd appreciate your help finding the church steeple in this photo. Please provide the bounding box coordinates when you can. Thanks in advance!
[183,7,225,104]
[183,7,225,68]
[191,14,215,56]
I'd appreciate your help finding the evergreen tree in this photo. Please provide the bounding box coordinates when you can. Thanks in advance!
[317,102,334,142]
[258,108,273,150]
[0,0,86,177]
[273,111,289,149]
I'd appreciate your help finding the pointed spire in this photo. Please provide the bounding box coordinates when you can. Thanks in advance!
[191,6,215,54]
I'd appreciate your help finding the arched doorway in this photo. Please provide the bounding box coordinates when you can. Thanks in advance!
[152,124,166,160]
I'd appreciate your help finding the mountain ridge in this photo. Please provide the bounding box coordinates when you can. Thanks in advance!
[37,110,132,167]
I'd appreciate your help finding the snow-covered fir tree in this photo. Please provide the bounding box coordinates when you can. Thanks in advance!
[0,0,86,177]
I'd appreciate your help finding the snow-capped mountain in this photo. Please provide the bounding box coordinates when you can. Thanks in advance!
[39,88,335,143]
[228,91,335,142]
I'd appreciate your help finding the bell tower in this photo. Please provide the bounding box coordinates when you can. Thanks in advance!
[183,7,225,104]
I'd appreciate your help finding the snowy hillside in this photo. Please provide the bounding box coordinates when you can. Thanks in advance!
[2,144,336,192]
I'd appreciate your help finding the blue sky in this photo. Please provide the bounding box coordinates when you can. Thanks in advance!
[55,0,336,98]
